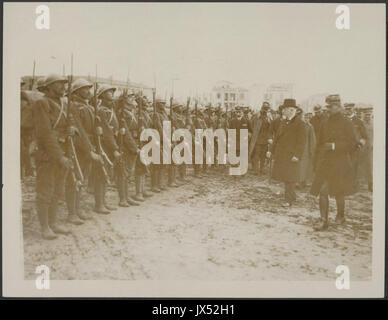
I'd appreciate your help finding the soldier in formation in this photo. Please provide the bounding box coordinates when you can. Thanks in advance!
[22,74,374,238]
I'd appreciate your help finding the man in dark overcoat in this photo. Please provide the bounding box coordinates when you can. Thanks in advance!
[271,99,307,207]
[310,95,358,231]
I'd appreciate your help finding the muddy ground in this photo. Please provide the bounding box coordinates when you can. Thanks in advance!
[22,168,372,281]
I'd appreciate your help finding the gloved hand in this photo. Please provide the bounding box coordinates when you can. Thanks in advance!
[90,151,103,164]
[60,156,73,169]
[114,150,121,158]
[291,156,299,162]
[323,142,335,151]
[266,151,271,158]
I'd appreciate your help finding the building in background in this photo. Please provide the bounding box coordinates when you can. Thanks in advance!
[263,83,294,110]
[299,93,329,113]
[211,80,249,110]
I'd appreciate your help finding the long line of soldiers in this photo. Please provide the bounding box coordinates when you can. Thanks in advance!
[20,74,373,239]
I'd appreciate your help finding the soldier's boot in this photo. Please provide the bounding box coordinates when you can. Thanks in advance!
[158,168,167,191]
[314,195,329,231]
[334,196,346,225]
[125,177,140,206]
[142,176,153,198]
[37,202,57,240]
[48,199,70,235]
[151,170,161,193]
[118,178,130,207]
[259,160,266,176]
[94,182,110,215]
[133,175,145,202]
[75,192,91,220]
[66,182,84,225]
[87,173,95,194]
[177,165,187,183]
[194,165,202,178]
[103,184,117,211]
[168,166,178,188]
[252,159,260,175]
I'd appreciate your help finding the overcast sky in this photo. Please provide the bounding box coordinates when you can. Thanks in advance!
[4,3,385,106]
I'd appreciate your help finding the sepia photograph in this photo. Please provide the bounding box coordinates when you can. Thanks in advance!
[2,2,386,298]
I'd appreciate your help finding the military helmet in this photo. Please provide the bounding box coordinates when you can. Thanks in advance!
[36,77,47,91]
[44,74,68,87]
[71,78,93,94]
[97,83,116,98]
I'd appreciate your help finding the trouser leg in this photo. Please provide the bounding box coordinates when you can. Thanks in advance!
[314,181,329,230]
[66,172,84,224]
[334,194,345,224]
[259,145,267,174]
[48,166,70,234]
[284,182,296,204]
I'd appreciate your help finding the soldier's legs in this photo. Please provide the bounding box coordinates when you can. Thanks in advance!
[115,163,129,207]
[150,164,161,192]
[45,163,70,235]
[334,194,345,224]
[251,145,260,175]
[93,167,110,214]
[65,172,84,225]
[315,181,329,231]
[168,165,178,187]
[258,145,268,174]
[76,158,92,220]
[178,164,187,182]
[284,181,296,205]
[36,161,58,239]
[158,165,167,190]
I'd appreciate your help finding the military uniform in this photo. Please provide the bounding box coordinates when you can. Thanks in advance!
[249,102,273,175]
[310,105,327,138]
[192,108,207,177]
[32,74,73,239]
[344,103,368,184]
[95,84,121,213]
[311,95,358,231]
[65,78,97,224]
[150,99,169,191]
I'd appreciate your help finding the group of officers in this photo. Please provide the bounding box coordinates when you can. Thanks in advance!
[20,74,373,239]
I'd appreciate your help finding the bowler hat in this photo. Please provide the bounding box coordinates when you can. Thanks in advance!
[281,99,297,109]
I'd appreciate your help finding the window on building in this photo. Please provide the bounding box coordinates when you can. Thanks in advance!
[217,93,221,99]
[230,93,235,101]
[225,93,228,101]
[240,93,244,100]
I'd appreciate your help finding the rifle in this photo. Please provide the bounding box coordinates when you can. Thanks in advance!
[267,143,273,184]
[152,88,156,129]
[170,95,174,131]
[30,60,36,90]
[93,65,113,185]
[195,98,198,128]
[66,54,84,191]
[185,97,191,129]
[136,92,148,174]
